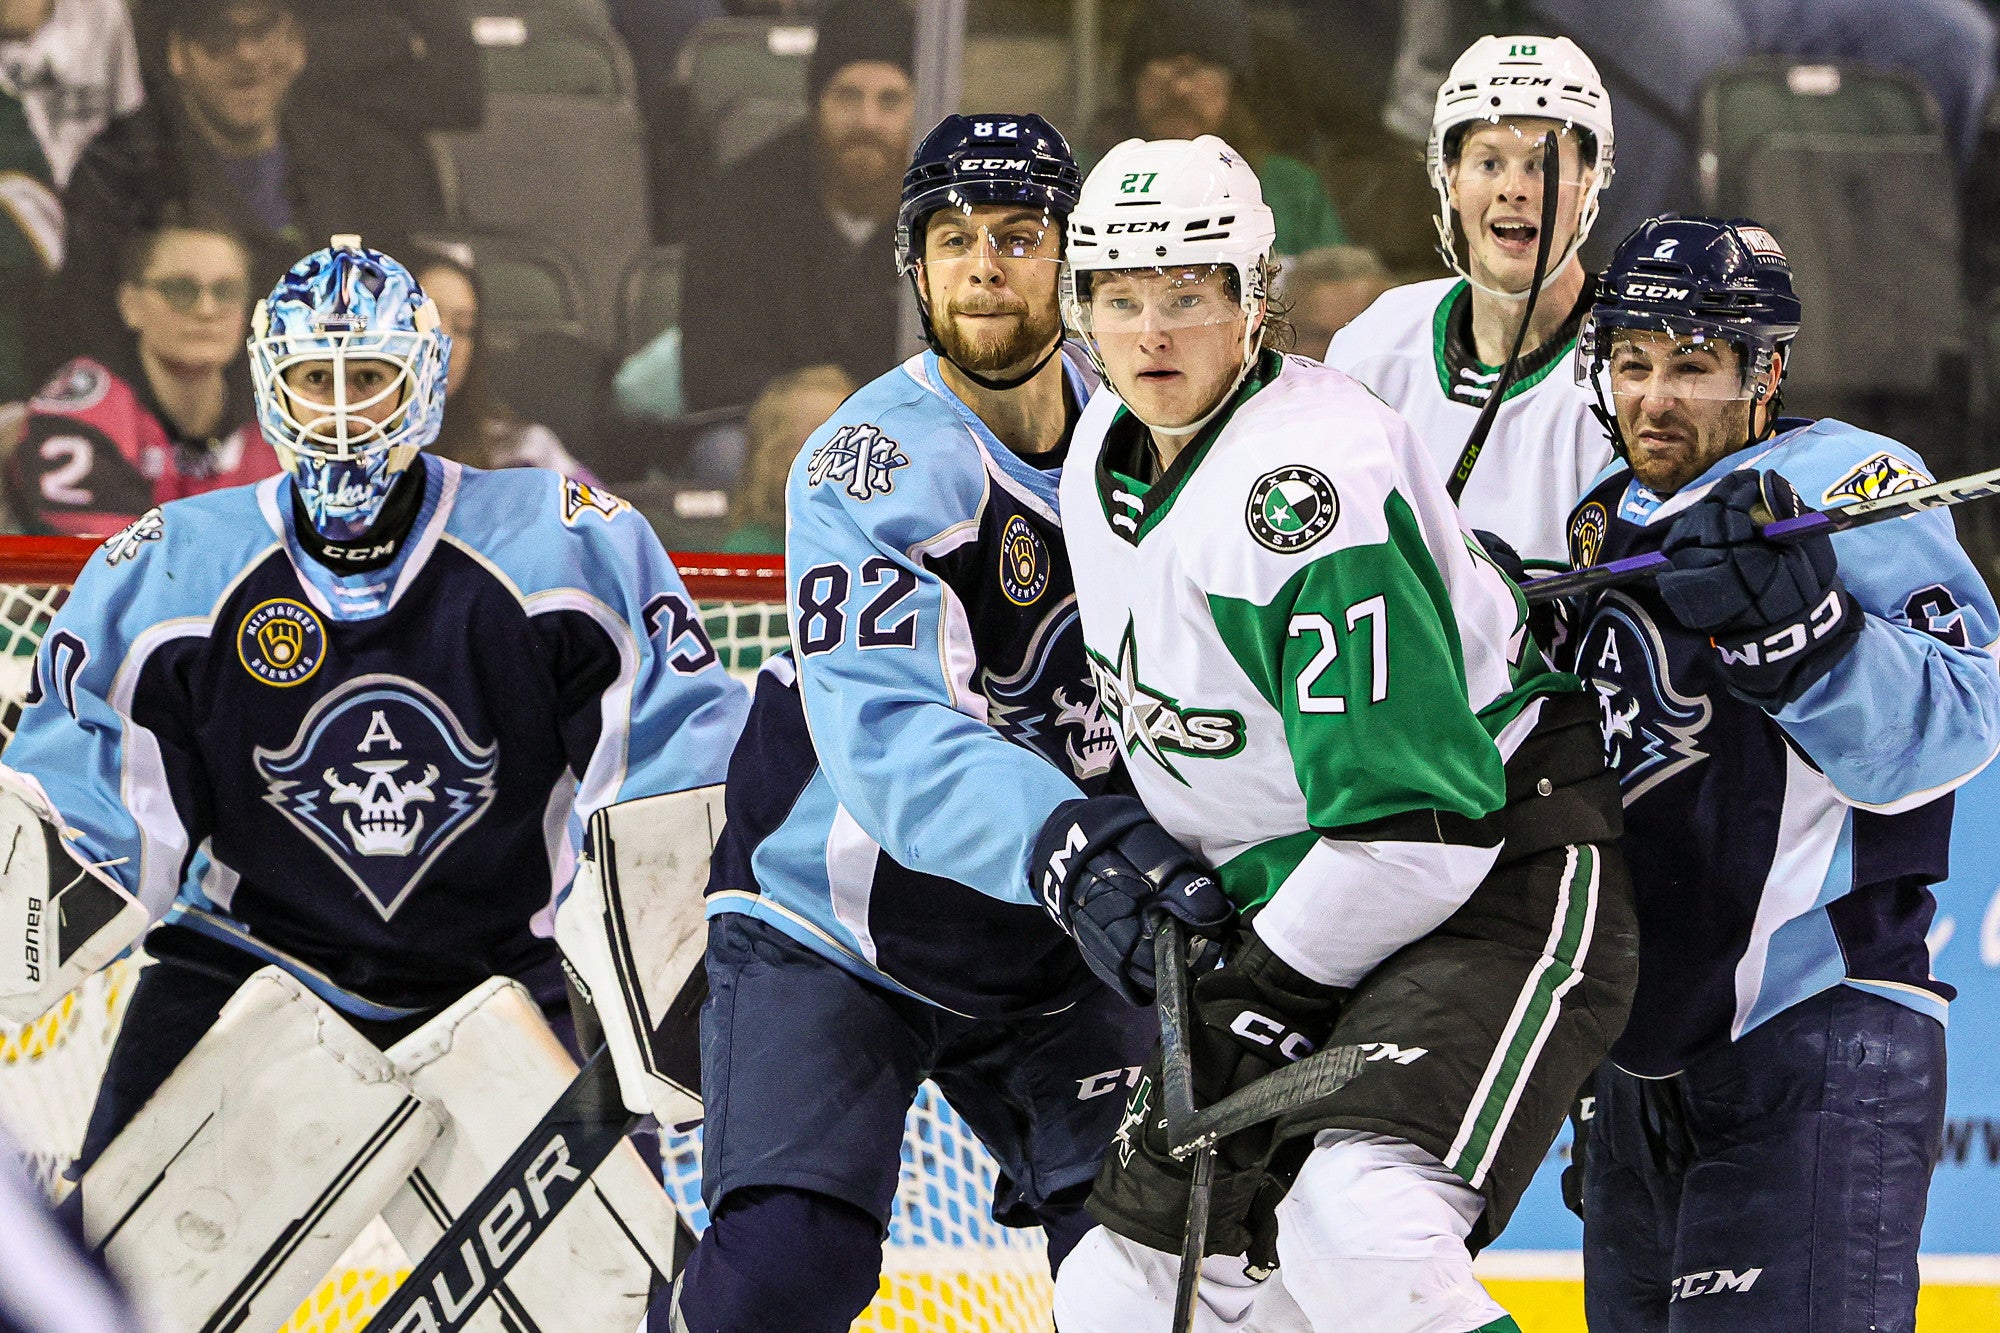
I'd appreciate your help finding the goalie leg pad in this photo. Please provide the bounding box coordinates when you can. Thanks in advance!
[80,966,444,1333]
[554,784,723,1123]
[0,772,147,1024]
[382,977,678,1333]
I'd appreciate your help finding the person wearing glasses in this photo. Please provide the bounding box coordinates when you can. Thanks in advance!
[5,214,279,535]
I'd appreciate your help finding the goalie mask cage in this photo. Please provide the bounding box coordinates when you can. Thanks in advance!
[0,539,1055,1333]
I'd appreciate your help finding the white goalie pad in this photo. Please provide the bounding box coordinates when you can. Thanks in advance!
[554,785,724,1123]
[0,769,147,1024]
[81,966,445,1333]
[381,977,677,1333]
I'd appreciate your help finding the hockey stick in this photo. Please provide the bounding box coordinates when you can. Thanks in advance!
[1519,460,2000,605]
[1447,129,1562,503]
[359,1046,642,1333]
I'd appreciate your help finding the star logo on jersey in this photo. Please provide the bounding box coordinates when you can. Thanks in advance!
[1569,501,1609,569]
[1578,593,1713,805]
[237,599,326,687]
[1246,466,1339,553]
[252,674,499,920]
[1821,451,1931,508]
[1088,618,1245,784]
[806,423,909,502]
[561,478,630,525]
[102,508,165,567]
[1111,1073,1152,1168]
[982,601,1116,781]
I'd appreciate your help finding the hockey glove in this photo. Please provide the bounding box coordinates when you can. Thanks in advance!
[1657,470,1862,709]
[1033,795,1234,1006]
[1559,1072,1599,1220]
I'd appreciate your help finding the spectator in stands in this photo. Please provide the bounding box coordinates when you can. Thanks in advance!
[7,214,278,536]
[722,363,855,554]
[42,0,440,378]
[413,247,598,482]
[0,81,58,403]
[1277,243,1396,360]
[0,0,143,188]
[1091,0,1348,259]
[679,0,914,414]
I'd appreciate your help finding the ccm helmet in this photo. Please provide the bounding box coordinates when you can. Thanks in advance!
[1062,135,1275,436]
[1429,35,1615,299]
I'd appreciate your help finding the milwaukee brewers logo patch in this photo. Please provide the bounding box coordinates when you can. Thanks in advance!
[1570,501,1609,568]
[238,599,326,687]
[561,478,630,525]
[1822,451,1930,507]
[998,513,1050,605]
[1246,466,1338,553]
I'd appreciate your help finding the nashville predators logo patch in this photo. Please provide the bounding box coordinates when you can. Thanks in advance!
[238,599,327,687]
[1247,466,1339,553]
[1570,501,1609,568]
[1822,451,1930,507]
[561,478,630,525]
[998,514,1050,606]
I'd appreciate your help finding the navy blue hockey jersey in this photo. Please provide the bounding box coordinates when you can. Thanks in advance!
[706,349,1118,1019]
[1,457,749,1018]
[1565,420,2000,1076]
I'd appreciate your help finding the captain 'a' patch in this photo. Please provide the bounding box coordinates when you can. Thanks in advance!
[1246,465,1339,553]
[252,674,500,919]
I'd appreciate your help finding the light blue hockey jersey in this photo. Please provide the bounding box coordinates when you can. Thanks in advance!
[2,456,748,1018]
[706,350,1119,1019]
[1565,418,2000,1074]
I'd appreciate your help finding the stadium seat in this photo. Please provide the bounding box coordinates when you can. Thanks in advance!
[675,16,815,125]
[488,326,614,473]
[466,0,633,97]
[618,246,684,360]
[1698,59,1969,448]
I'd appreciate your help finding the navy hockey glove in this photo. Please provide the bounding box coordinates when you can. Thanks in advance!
[1034,796,1234,1005]
[1656,470,1862,709]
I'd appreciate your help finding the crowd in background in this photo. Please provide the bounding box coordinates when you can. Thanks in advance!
[4,0,2000,567]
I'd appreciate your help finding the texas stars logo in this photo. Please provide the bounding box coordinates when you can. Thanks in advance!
[238,599,327,687]
[1088,618,1244,784]
[253,675,499,919]
[1246,466,1338,553]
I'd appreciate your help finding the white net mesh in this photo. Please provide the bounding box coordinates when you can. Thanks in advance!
[0,561,1053,1333]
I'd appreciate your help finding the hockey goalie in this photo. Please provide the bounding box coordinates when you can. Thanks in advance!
[0,238,748,1332]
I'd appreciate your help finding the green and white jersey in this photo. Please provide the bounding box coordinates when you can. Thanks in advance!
[1063,351,1581,987]
[1323,276,1614,566]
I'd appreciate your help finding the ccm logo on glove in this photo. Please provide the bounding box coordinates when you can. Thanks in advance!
[1713,586,1847,665]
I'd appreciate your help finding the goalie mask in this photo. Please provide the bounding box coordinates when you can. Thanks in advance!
[1062,135,1276,438]
[250,237,449,540]
[1428,35,1614,301]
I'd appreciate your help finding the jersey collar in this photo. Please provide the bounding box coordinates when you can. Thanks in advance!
[263,454,462,620]
[910,347,1091,522]
[1093,348,1282,546]
[1431,276,1594,408]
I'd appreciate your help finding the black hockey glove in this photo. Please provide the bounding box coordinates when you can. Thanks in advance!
[1033,795,1234,1005]
[1559,1072,1599,1220]
[1657,470,1862,709]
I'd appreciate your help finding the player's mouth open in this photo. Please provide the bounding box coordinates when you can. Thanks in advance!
[1490,221,1538,248]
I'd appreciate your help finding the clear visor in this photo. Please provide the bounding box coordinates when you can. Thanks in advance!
[1071,264,1245,336]
[264,334,423,459]
[919,211,1062,275]
[1579,316,1761,404]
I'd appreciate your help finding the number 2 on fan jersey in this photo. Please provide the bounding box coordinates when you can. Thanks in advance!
[1287,596,1387,714]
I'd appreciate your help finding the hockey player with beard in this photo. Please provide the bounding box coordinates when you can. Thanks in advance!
[1042,135,1635,1333]
[0,238,748,1333]
[677,115,1234,1333]
[1325,35,1617,566]
[1564,216,2000,1332]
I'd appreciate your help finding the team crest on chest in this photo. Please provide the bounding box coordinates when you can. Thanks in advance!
[998,514,1050,605]
[1579,593,1713,805]
[561,478,630,525]
[253,674,500,920]
[1246,466,1338,553]
[1089,617,1245,784]
[1821,451,1930,507]
[238,599,327,687]
[982,601,1116,781]
[1569,501,1609,569]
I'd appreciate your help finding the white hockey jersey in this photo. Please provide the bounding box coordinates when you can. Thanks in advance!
[1062,351,1581,987]
[1324,277,1614,565]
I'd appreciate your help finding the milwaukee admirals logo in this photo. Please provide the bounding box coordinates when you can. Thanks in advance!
[1247,466,1338,553]
[983,601,1116,781]
[253,674,500,919]
[1578,593,1714,805]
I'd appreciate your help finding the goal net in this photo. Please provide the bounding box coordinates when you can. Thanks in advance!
[0,541,1053,1333]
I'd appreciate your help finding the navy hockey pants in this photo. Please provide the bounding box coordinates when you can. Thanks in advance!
[1581,985,1946,1332]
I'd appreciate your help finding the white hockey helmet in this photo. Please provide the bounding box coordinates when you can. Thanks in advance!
[1427,34,1615,300]
[1062,135,1276,435]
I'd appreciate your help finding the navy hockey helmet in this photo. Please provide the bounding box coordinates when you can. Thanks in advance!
[895,113,1082,275]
